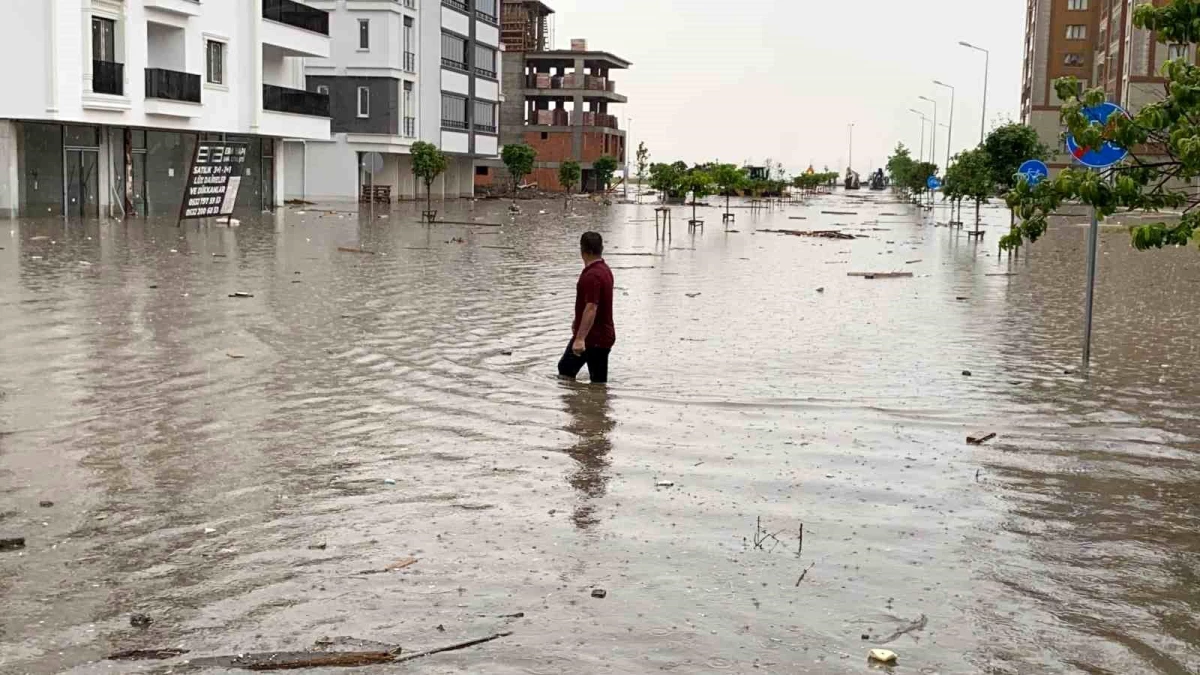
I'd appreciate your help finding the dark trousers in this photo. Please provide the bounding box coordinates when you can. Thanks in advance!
[558,341,611,383]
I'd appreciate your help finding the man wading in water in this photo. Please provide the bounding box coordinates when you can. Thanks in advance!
[558,232,615,384]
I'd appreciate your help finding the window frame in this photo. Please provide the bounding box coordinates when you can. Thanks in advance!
[1067,0,1087,10]
[205,38,226,86]
[357,86,371,118]
[358,18,370,51]
[441,93,468,130]
[92,17,117,62]
[1065,24,1087,40]
[441,31,469,72]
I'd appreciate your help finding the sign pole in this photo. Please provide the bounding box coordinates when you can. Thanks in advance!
[1082,191,1100,367]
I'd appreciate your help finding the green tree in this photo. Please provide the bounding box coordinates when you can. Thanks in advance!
[635,142,650,202]
[1005,0,1200,251]
[944,148,993,231]
[559,160,581,208]
[983,123,1049,193]
[711,163,747,214]
[501,143,537,198]
[682,168,714,223]
[649,161,687,201]
[411,141,447,218]
[886,144,916,197]
[592,155,619,193]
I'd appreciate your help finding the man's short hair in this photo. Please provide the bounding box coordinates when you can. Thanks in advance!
[580,231,604,256]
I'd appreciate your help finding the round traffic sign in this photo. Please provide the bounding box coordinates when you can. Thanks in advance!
[361,151,386,175]
[1065,103,1129,169]
[927,176,942,190]
[1017,159,1049,186]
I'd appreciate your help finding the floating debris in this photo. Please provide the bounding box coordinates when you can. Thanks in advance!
[967,432,997,445]
[760,229,859,240]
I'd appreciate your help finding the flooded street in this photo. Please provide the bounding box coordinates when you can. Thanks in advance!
[1,193,1198,674]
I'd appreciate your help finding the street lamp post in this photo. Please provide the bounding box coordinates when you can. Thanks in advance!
[848,123,855,173]
[918,95,938,169]
[933,80,955,170]
[624,116,633,201]
[959,41,990,144]
[909,109,929,164]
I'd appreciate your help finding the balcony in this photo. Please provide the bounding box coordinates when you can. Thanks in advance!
[264,83,329,117]
[403,116,416,137]
[443,0,468,12]
[524,73,627,102]
[145,68,200,102]
[262,0,331,58]
[404,51,416,73]
[263,0,329,34]
[145,68,201,117]
[93,60,124,96]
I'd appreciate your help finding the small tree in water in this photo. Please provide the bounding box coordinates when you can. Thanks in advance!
[592,155,619,194]
[411,141,447,218]
[683,168,714,223]
[501,143,537,199]
[559,161,581,209]
[635,142,650,203]
[711,163,747,215]
[944,148,992,232]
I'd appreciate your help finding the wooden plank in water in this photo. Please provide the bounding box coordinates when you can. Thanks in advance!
[847,272,913,278]
[967,432,997,445]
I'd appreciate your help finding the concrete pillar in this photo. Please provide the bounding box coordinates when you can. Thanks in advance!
[274,138,287,207]
[0,121,21,217]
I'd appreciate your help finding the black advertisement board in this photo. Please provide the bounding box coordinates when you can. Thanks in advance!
[179,142,248,220]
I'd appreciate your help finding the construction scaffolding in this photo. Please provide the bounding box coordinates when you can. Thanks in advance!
[501,0,554,52]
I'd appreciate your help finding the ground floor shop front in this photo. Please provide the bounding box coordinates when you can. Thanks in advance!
[0,120,297,219]
[294,134,476,203]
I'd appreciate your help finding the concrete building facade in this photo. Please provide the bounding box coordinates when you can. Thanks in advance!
[1022,0,1189,168]
[0,0,332,218]
[477,0,629,193]
[300,0,502,202]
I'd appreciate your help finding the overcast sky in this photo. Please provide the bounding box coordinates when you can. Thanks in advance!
[544,0,1024,175]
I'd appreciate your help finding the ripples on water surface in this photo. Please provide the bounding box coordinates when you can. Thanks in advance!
[0,195,1197,674]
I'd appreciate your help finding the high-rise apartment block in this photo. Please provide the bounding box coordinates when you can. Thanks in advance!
[1022,0,1190,167]
[0,0,333,218]
[302,0,502,201]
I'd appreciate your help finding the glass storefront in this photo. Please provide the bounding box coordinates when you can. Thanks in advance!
[18,122,277,218]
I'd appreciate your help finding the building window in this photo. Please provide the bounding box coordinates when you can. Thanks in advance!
[442,93,468,130]
[1168,44,1188,60]
[403,81,415,136]
[206,40,225,85]
[358,19,370,50]
[403,17,415,71]
[92,17,116,62]
[476,166,489,176]
[1067,0,1087,9]
[1065,25,1087,40]
[357,86,370,118]
[474,44,497,78]
[474,100,497,133]
[1064,53,1084,66]
[316,84,329,95]
[476,0,498,22]
[441,32,467,71]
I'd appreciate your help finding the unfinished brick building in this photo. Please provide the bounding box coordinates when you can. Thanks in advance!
[475,0,630,193]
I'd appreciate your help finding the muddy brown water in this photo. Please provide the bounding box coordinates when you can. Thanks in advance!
[0,195,1197,674]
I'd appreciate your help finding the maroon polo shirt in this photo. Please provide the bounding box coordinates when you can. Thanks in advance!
[573,259,616,349]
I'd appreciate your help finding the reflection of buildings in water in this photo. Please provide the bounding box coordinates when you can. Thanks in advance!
[561,384,614,530]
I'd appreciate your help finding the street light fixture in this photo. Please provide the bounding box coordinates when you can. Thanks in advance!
[918,95,938,168]
[959,41,990,144]
[933,80,955,171]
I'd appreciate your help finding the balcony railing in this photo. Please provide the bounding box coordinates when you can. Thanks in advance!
[476,9,498,23]
[263,0,330,36]
[441,57,468,72]
[443,0,468,12]
[475,122,497,134]
[93,60,124,96]
[403,116,416,137]
[405,0,416,7]
[403,51,416,72]
[263,83,330,117]
[475,66,496,79]
[442,118,468,131]
[145,68,201,103]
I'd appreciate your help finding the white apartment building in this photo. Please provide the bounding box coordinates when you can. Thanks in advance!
[299,0,502,201]
[0,0,332,218]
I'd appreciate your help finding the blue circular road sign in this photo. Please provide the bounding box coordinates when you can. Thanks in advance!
[1017,159,1050,186]
[1065,102,1129,169]
[927,176,942,190]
